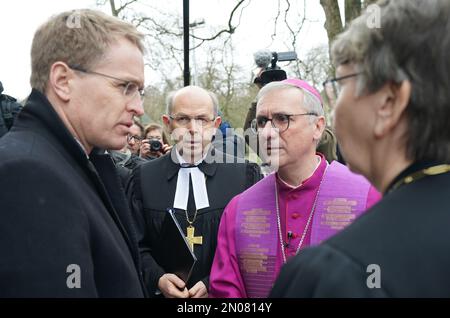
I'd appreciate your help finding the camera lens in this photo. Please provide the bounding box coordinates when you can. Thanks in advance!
[150,140,162,152]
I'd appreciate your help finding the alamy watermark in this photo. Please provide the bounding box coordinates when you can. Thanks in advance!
[66,264,81,289]
[168,127,280,170]
[66,13,82,29]
[366,264,381,289]
[365,4,381,29]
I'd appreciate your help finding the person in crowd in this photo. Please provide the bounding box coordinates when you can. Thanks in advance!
[127,85,262,298]
[0,9,147,297]
[127,121,144,155]
[139,123,171,160]
[244,69,338,164]
[271,0,450,297]
[209,79,380,298]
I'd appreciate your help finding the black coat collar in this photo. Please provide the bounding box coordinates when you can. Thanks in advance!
[16,89,90,165]
[15,89,147,295]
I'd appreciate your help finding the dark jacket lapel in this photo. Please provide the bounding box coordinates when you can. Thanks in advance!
[17,90,143,286]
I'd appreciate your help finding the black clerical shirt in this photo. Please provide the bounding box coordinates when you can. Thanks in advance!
[127,149,262,296]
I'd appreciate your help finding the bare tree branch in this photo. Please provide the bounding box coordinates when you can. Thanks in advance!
[109,0,118,16]
[117,0,138,15]
[283,0,307,50]
[235,0,251,29]
[108,0,138,17]
[134,16,183,37]
[129,1,249,51]
[191,0,248,41]
[271,0,282,44]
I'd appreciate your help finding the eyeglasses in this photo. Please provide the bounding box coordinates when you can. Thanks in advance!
[250,112,318,134]
[322,72,361,107]
[127,134,144,143]
[69,65,145,103]
[169,115,215,127]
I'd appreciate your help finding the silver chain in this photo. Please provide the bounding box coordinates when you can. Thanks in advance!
[275,164,329,264]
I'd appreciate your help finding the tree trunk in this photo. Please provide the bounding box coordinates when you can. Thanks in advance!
[320,0,344,47]
[345,0,361,26]
[109,0,118,17]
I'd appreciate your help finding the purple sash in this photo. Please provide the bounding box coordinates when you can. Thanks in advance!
[311,161,371,244]
[235,161,372,298]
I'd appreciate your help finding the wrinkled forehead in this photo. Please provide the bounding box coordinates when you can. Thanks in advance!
[172,90,215,116]
[256,87,305,115]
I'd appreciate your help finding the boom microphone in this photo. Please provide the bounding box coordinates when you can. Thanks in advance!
[253,50,273,68]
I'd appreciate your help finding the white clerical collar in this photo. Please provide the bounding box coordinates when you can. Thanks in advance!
[173,148,210,211]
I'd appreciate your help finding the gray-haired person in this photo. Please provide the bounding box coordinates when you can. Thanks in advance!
[271,0,450,297]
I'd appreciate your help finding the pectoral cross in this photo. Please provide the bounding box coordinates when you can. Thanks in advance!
[186,226,203,251]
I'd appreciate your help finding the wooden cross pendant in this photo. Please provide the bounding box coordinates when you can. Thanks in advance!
[186,226,203,251]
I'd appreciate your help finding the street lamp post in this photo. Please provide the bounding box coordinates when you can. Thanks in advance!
[183,0,205,87]
[189,19,205,86]
[183,0,190,86]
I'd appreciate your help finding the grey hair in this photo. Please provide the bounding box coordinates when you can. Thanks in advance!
[256,81,324,123]
[331,0,450,162]
[165,87,219,116]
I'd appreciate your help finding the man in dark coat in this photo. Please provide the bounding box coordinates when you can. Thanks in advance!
[128,86,262,298]
[271,0,450,297]
[0,9,147,297]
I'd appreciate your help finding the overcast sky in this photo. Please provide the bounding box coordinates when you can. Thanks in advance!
[0,0,341,100]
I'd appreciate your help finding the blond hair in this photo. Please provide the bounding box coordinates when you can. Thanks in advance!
[30,9,145,93]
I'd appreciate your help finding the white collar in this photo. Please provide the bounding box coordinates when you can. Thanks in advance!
[173,148,210,211]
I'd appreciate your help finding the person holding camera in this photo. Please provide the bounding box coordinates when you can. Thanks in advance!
[140,123,172,160]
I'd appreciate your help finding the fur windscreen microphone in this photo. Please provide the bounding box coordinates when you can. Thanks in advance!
[253,50,273,68]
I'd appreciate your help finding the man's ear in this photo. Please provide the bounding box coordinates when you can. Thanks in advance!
[162,114,172,132]
[313,116,326,142]
[214,116,222,129]
[162,114,170,125]
[48,62,72,102]
[374,81,411,138]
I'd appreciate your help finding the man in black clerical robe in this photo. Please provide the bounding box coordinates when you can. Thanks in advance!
[270,0,450,297]
[127,85,262,298]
